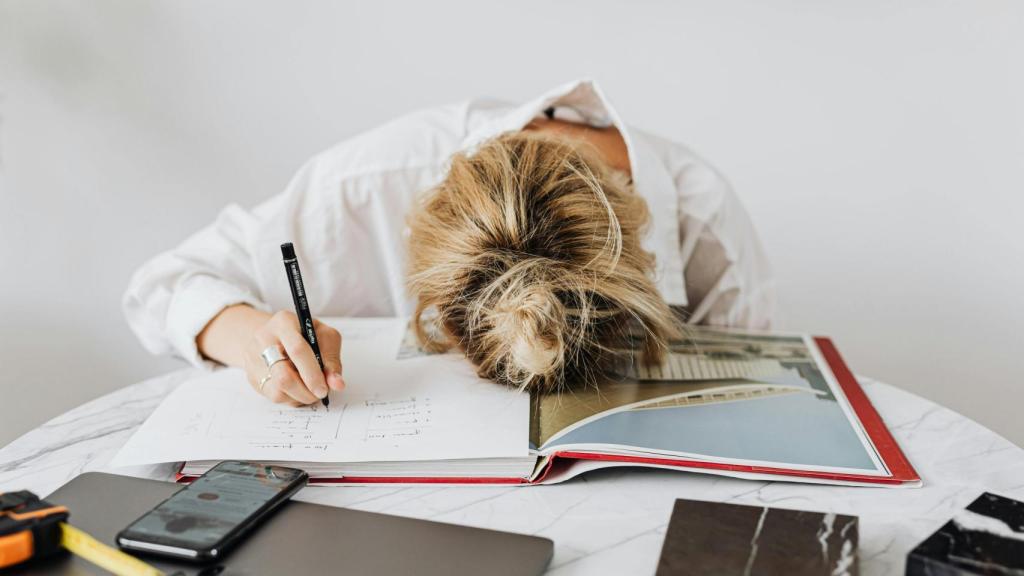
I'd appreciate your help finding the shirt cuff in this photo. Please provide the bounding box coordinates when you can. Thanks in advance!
[165,274,267,369]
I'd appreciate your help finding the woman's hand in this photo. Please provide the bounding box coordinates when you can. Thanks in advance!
[197,305,346,406]
[244,311,345,406]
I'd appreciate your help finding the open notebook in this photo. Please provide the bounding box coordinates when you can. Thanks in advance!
[112,318,920,487]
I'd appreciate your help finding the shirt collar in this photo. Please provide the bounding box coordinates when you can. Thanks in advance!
[460,79,688,305]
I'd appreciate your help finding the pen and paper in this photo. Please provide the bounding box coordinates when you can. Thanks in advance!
[281,242,330,409]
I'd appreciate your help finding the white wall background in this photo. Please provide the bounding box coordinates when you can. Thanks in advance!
[1,0,1022,448]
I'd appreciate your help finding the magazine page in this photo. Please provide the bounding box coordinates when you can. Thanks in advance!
[534,328,888,476]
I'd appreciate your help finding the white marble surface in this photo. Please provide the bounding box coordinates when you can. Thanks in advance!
[2,369,1023,575]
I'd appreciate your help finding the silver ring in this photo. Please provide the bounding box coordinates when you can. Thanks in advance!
[261,345,288,369]
[259,346,288,394]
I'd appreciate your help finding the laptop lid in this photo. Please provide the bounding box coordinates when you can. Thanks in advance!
[11,472,552,576]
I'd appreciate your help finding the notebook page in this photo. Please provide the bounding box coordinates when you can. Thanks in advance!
[112,318,529,467]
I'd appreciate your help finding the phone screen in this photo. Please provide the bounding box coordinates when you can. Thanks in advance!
[118,461,307,558]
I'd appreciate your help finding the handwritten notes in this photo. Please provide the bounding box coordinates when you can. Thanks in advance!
[111,318,529,467]
[215,401,344,452]
[363,396,433,443]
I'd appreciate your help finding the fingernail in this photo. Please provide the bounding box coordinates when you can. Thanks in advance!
[328,372,345,390]
[315,385,328,399]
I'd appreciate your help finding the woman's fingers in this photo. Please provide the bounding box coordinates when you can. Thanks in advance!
[269,310,328,400]
[245,310,343,405]
[268,362,320,405]
[279,330,329,400]
[314,321,346,391]
[255,369,311,408]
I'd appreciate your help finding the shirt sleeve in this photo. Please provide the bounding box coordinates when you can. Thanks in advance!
[122,100,470,368]
[121,163,311,369]
[667,145,777,329]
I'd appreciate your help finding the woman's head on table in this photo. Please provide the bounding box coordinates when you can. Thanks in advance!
[407,128,680,393]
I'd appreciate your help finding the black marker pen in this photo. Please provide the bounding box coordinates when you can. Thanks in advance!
[281,242,329,409]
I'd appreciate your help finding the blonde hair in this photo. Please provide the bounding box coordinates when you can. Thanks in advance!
[407,131,680,392]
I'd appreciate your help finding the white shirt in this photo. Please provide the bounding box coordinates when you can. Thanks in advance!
[124,80,776,368]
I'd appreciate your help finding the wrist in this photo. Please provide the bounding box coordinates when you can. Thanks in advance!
[197,304,271,368]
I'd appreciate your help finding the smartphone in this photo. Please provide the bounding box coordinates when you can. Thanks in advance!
[116,461,308,562]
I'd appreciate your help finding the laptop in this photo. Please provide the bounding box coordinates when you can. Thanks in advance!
[12,472,553,575]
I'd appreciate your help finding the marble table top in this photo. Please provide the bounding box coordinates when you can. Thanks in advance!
[2,369,1022,575]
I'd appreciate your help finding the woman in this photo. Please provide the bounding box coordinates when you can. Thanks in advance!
[124,80,775,406]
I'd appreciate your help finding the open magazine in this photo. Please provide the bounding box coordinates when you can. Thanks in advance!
[113,318,919,487]
[527,328,919,486]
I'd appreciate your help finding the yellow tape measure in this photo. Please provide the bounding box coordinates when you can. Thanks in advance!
[60,522,165,576]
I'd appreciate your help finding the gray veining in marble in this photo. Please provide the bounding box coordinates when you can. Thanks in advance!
[1,369,1022,575]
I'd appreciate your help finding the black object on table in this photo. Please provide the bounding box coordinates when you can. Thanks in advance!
[906,491,1024,575]
[656,498,858,576]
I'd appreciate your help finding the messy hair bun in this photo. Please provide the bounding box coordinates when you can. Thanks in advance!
[407,131,680,392]
[485,278,564,378]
